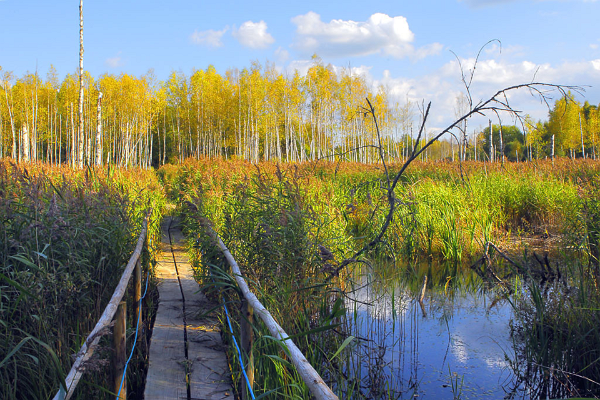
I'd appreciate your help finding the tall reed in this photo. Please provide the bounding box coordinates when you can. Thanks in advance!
[0,160,165,399]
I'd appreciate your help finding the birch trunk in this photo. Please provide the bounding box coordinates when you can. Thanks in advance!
[77,0,85,167]
[22,125,30,162]
[499,125,504,164]
[488,120,493,162]
[579,112,585,159]
[71,103,76,167]
[3,83,17,160]
[95,92,103,165]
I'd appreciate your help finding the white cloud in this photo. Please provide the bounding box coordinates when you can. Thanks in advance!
[105,54,123,68]
[591,44,599,50]
[440,58,549,86]
[373,57,600,130]
[190,27,228,48]
[232,20,275,49]
[291,12,442,60]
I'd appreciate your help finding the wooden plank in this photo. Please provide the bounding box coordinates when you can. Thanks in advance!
[145,217,233,400]
[144,220,187,400]
[169,219,234,400]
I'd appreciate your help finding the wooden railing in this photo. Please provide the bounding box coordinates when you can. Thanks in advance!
[205,227,339,400]
[53,209,152,400]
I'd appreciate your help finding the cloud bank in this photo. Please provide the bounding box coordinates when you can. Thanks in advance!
[291,12,442,60]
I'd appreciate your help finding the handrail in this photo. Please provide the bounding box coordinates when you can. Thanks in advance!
[205,227,339,400]
[53,208,152,400]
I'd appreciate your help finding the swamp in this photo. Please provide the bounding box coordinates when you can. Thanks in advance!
[168,157,600,399]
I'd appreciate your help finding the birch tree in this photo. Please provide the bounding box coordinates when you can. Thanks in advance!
[77,0,84,167]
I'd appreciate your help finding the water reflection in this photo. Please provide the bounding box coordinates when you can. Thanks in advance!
[342,266,515,399]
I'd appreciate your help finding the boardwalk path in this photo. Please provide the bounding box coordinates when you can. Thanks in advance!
[145,216,233,400]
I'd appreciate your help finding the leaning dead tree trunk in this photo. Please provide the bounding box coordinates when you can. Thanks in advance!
[77,0,85,168]
[95,92,103,165]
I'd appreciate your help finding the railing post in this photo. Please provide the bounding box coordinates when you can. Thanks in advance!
[113,301,127,400]
[240,298,254,400]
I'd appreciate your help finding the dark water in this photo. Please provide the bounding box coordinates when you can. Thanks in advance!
[343,272,516,399]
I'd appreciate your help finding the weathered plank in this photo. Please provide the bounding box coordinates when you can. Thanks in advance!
[145,217,233,400]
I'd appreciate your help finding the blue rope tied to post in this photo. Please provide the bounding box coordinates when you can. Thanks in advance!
[223,301,256,400]
[115,270,150,399]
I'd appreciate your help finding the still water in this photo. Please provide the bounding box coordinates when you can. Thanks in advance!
[343,270,516,399]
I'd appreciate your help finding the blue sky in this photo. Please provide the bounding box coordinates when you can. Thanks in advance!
[1,0,599,130]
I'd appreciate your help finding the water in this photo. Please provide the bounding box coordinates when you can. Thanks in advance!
[342,270,517,399]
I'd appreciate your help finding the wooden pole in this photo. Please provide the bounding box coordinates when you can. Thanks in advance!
[113,301,127,400]
[142,235,149,351]
[240,298,254,400]
[207,229,339,400]
[134,255,142,343]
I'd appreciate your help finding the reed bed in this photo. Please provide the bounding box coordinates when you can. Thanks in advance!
[506,176,600,398]
[162,157,598,398]
[0,159,165,399]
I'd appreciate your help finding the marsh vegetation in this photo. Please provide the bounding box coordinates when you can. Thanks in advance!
[166,157,600,399]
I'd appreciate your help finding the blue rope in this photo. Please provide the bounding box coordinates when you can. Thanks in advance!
[223,302,256,400]
[115,270,150,399]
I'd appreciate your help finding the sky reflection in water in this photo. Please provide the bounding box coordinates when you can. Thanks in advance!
[345,275,515,399]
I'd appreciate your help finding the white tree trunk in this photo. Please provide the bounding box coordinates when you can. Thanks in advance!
[77,0,85,167]
[499,125,503,164]
[489,120,493,162]
[4,81,17,160]
[95,92,103,165]
[579,112,585,159]
[22,125,30,162]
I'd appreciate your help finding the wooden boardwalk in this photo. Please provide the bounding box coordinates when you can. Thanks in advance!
[145,217,233,400]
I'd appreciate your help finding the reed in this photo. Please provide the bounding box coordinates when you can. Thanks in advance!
[0,159,165,399]
[505,176,600,398]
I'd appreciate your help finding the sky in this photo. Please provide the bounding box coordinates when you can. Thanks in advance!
[1,0,599,131]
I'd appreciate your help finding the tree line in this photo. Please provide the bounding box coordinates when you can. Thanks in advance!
[1,61,598,167]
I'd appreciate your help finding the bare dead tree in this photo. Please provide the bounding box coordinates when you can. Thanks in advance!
[328,46,583,277]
